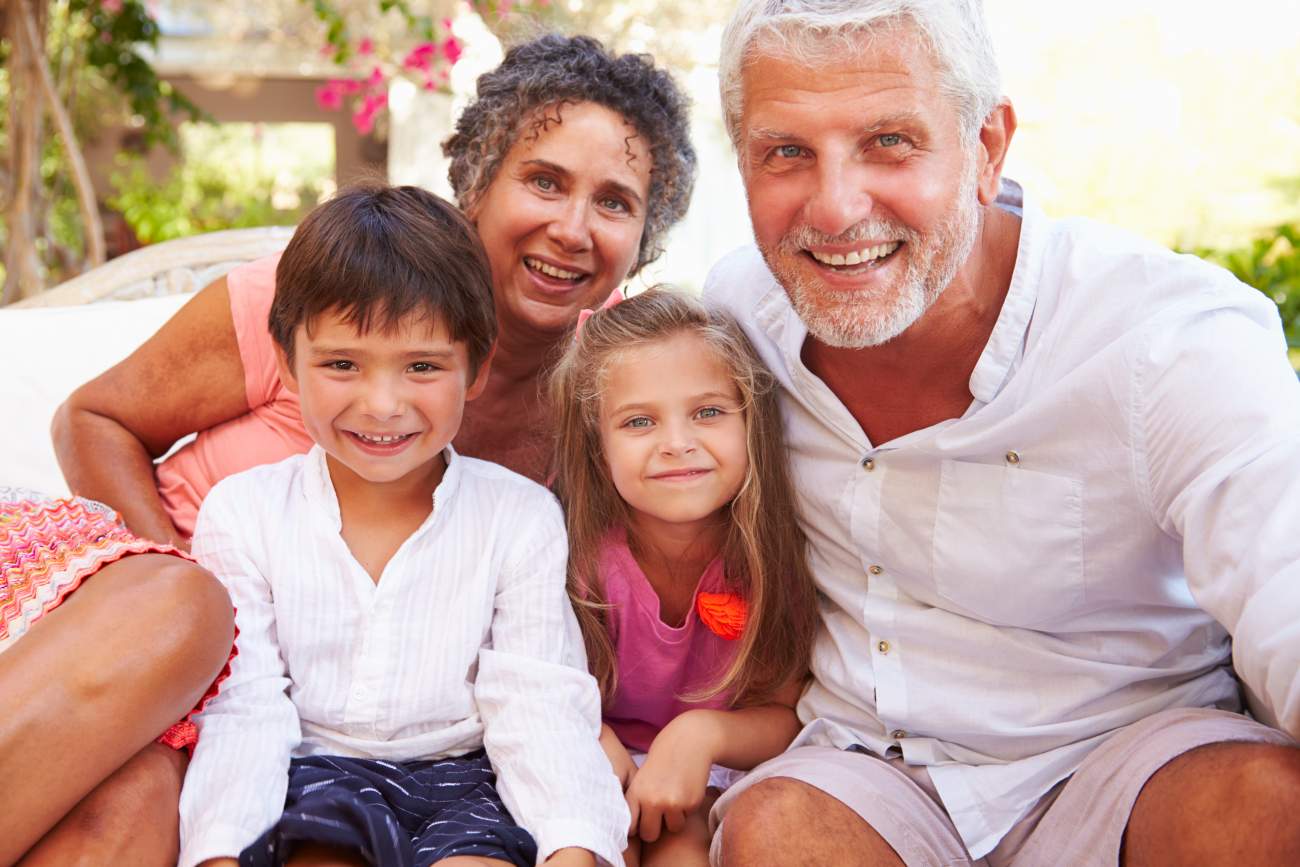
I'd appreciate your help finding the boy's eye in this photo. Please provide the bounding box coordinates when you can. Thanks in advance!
[409,362,439,374]
[325,360,356,371]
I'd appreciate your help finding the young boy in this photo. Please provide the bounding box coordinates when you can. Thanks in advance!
[177,186,627,867]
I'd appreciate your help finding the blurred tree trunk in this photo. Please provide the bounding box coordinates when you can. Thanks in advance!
[3,0,47,305]
[2,0,106,305]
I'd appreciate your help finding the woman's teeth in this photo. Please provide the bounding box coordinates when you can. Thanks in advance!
[524,256,583,281]
[810,242,901,267]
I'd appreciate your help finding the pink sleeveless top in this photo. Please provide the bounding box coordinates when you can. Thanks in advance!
[600,533,739,752]
[154,253,313,537]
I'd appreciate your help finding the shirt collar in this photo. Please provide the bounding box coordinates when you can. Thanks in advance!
[301,443,462,532]
[758,188,1045,407]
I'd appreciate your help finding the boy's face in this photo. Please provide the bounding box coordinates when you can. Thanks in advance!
[276,309,490,492]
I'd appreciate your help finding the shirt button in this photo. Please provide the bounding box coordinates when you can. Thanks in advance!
[1005,450,1021,465]
[877,640,891,654]
[861,457,876,471]
[869,564,884,576]
[892,729,908,740]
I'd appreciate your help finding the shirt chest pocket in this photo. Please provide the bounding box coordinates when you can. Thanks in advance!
[931,459,1084,627]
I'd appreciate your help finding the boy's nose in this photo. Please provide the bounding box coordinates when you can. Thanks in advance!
[360,379,404,419]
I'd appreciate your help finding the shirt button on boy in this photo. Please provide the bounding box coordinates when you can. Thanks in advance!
[877,640,891,655]
[868,564,884,576]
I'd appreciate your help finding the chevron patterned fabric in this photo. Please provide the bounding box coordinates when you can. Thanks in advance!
[0,489,234,749]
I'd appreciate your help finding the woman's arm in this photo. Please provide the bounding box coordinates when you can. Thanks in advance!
[51,277,252,546]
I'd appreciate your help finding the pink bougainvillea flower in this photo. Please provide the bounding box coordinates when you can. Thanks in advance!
[442,17,453,32]
[402,41,436,72]
[102,0,124,13]
[358,37,374,56]
[343,78,363,94]
[315,82,344,111]
[441,36,463,65]
[366,65,386,88]
[352,92,388,135]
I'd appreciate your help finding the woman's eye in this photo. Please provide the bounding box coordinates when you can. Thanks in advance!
[533,176,557,192]
[600,196,629,214]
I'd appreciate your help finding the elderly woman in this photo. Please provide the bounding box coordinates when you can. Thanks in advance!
[3,34,695,865]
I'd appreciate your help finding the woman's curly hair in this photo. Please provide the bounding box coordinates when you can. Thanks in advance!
[443,34,696,275]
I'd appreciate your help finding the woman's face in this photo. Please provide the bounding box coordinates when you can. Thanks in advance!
[470,101,653,338]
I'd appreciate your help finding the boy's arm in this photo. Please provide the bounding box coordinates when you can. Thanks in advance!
[178,480,301,867]
[474,499,629,867]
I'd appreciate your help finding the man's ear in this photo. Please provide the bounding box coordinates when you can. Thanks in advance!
[274,342,301,396]
[975,99,1017,206]
[466,341,496,402]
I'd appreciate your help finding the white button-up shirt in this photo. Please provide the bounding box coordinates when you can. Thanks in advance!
[704,193,1300,858]
[179,446,627,867]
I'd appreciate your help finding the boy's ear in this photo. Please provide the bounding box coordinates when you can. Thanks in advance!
[274,343,301,395]
[465,341,497,402]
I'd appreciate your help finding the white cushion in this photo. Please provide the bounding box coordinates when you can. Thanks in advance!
[0,294,193,497]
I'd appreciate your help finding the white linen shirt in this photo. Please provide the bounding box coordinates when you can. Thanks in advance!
[704,193,1300,858]
[178,445,628,867]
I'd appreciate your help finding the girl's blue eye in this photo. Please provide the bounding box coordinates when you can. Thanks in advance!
[625,417,652,429]
[697,406,723,419]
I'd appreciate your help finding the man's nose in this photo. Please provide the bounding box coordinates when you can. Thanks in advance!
[805,158,874,239]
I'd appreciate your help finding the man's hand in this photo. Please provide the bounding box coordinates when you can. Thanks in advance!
[544,847,596,866]
[599,723,638,791]
[626,712,718,843]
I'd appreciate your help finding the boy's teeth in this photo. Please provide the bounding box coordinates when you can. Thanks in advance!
[810,242,901,267]
[525,257,582,280]
[357,433,408,444]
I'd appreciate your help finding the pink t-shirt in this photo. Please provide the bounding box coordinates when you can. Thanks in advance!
[600,533,739,752]
[155,252,313,537]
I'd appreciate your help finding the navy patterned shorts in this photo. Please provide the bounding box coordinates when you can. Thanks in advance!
[239,750,537,867]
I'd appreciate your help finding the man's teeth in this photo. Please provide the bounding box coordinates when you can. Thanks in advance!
[355,433,410,444]
[810,242,901,267]
[524,257,583,280]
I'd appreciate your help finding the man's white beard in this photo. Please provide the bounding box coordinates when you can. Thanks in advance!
[762,161,982,349]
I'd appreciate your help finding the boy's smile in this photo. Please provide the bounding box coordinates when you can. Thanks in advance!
[276,310,490,497]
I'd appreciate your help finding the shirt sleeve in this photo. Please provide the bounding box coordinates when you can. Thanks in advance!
[1137,287,1300,739]
[474,497,629,865]
[178,478,301,867]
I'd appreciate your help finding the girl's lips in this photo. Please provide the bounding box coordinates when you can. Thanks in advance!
[648,468,713,481]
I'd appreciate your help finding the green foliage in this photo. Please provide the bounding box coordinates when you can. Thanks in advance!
[108,122,334,244]
[1191,223,1300,350]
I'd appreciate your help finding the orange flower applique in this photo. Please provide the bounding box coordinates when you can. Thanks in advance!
[696,592,747,641]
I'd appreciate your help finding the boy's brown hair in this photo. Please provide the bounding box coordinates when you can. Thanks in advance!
[269,183,496,372]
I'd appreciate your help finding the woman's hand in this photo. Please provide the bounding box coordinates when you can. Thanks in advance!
[625,711,719,843]
[544,847,596,866]
[598,723,638,792]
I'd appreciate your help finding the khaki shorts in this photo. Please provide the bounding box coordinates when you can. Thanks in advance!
[709,707,1296,867]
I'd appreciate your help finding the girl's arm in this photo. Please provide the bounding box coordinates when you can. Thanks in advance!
[51,276,252,547]
[626,679,805,842]
[599,723,638,791]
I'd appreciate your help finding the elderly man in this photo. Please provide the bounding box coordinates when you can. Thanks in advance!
[703,1,1300,865]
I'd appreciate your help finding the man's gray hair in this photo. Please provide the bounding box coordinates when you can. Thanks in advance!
[719,0,1002,149]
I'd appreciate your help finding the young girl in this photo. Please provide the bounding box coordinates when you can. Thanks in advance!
[549,289,819,866]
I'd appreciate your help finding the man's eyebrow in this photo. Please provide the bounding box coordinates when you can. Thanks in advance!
[746,112,929,145]
[863,111,927,133]
[520,158,644,207]
[746,126,801,145]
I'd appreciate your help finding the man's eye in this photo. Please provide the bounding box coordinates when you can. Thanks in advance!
[776,145,803,159]
[878,133,904,147]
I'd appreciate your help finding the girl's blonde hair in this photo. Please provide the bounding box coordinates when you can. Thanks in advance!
[548,288,818,707]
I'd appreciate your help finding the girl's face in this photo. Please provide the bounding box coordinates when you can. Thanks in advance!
[598,332,749,539]
[470,101,652,339]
